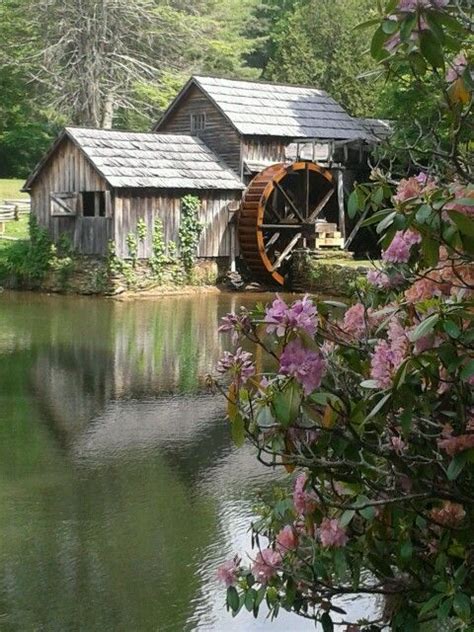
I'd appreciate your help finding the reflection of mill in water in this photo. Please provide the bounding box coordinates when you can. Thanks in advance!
[31,296,229,454]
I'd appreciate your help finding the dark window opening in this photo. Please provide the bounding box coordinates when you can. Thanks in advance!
[81,191,107,217]
[190,112,206,134]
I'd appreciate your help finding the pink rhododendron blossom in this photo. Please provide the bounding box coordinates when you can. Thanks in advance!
[446,53,468,83]
[217,557,240,587]
[265,294,317,337]
[445,184,474,217]
[252,548,281,583]
[437,419,474,456]
[318,518,348,548]
[430,501,466,527]
[342,303,367,338]
[393,174,437,204]
[276,525,298,552]
[367,270,404,289]
[218,310,251,345]
[217,347,255,385]
[390,435,406,455]
[382,229,421,263]
[279,339,325,395]
[394,177,422,203]
[370,319,409,388]
[293,473,318,515]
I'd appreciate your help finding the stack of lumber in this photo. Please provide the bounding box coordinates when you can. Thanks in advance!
[315,221,344,249]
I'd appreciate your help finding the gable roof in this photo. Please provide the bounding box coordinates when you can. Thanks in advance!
[359,118,392,140]
[24,127,244,191]
[155,75,373,142]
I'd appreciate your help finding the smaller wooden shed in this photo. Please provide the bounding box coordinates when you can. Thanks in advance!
[23,127,244,258]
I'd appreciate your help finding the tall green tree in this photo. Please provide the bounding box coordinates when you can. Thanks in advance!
[264,0,381,116]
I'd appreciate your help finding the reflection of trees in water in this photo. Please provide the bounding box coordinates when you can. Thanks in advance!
[27,295,227,444]
[0,292,282,632]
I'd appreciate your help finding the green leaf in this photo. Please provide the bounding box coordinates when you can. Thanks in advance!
[361,208,394,227]
[272,380,302,427]
[453,593,471,621]
[448,210,474,237]
[443,320,461,339]
[420,30,445,69]
[382,18,398,34]
[321,612,334,632]
[419,592,444,616]
[365,393,391,421]
[360,379,379,389]
[400,14,417,41]
[340,509,355,527]
[354,17,383,31]
[371,26,389,61]
[376,210,397,234]
[408,51,427,75]
[447,452,469,481]
[244,588,257,612]
[422,235,440,267]
[409,314,439,342]
[231,413,245,447]
[438,596,453,620]
[347,190,360,219]
[400,539,413,561]
[460,360,474,381]
[227,586,240,612]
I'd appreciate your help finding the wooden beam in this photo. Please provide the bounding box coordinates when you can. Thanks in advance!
[271,233,302,271]
[265,232,280,253]
[344,206,369,250]
[337,170,346,244]
[307,189,334,223]
[274,181,304,222]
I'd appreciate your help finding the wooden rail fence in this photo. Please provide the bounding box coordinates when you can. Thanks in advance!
[0,198,31,236]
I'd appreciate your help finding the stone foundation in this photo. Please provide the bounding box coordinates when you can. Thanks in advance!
[11,256,229,296]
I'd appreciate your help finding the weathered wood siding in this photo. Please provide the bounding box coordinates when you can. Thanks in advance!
[156,85,242,173]
[242,137,288,166]
[114,189,241,259]
[30,137,112,255]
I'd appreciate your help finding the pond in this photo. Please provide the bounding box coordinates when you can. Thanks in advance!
[0,291,377,631]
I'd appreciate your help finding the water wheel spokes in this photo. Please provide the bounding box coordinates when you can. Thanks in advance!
[238,162,334,286]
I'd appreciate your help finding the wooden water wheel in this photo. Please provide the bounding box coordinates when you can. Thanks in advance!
[238,162,334,286]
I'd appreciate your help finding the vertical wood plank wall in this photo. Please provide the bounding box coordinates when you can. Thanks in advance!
[114,189,242,259]
[156,85,242,173]
[30,137,112,255]
[241,137,288,166]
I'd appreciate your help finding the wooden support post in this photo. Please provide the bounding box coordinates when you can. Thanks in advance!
[230,220,236,272]
[337,170,346,246]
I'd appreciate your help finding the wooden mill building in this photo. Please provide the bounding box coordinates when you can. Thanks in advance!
[24,75,385,282]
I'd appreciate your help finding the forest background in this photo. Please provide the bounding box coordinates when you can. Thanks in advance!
[0,0,413,178]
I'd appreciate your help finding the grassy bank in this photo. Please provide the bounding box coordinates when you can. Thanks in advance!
[0,179,28,201]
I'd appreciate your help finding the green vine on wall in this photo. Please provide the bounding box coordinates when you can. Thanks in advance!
[126,232,138,267]
[136,218,147,242]
[179,195,203,280]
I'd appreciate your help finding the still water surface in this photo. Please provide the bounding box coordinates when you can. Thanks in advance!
[0,291,375,631]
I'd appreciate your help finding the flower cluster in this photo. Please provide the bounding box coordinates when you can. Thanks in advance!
[382,229,421,263]
[218,309,252,345]
[217,557,240,587]
[293,472,318,516]
[318,518,349,549]
[217,347,255,385]
[264,294,317,337]
[279,339,325,395]
[370,319,409,388]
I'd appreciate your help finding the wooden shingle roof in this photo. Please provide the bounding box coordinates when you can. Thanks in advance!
[24,127,244,191]
[157,75,373,142]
